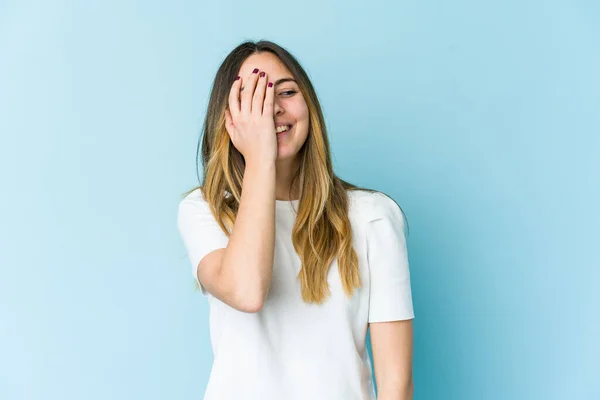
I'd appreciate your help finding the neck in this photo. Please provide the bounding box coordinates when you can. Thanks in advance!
[275,157,300,200]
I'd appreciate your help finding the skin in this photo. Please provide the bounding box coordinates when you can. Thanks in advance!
[370,319,414,399]
[233,52,310,200]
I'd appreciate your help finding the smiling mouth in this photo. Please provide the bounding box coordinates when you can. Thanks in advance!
[276,125,292,134]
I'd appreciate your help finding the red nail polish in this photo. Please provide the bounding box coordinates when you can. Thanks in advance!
[268,82,273,88]
[259,71,265,78]
[252,68,259,74]
[234,76,240,80]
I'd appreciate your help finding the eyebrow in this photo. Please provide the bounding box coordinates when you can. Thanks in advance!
[275,78,296,86]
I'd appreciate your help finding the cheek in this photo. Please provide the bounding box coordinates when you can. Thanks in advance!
[294,100,309,124]
[296,106,310,143]
[296,103,309,137]
[300,106,309,122]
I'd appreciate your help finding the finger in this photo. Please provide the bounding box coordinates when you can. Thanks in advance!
[228,76,242,119]
[241,68,260,115]
[252,71,267,115]
[262,79,275,116]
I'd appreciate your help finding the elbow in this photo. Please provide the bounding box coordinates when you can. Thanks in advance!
[238,295,265,313]
[240,299,264,313]
[236,273,269,313]
[217,289,265,314]
[235,287,266,313]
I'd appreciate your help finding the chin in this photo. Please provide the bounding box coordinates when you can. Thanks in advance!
[276,151,291,160]
[276,147,298,160]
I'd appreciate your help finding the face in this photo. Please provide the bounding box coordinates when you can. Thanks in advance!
[237,52,309,164]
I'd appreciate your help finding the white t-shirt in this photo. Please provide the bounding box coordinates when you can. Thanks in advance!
[177,188,414,400]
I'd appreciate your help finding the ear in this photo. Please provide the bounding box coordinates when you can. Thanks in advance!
[224,108,234,136]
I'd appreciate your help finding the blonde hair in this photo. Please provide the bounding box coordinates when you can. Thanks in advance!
[183,40,408,304]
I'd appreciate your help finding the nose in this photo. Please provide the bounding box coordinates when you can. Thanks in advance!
[274,98,284,116]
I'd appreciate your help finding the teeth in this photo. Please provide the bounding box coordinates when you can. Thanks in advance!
[276,125,290,133]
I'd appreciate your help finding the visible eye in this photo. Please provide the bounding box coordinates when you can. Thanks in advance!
[280,90,297,96]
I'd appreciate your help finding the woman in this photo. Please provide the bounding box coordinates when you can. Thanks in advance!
[177,40,414,400]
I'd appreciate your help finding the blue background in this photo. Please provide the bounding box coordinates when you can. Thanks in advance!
[1,1,598,399]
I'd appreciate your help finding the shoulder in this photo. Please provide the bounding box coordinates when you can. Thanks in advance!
[347,189,373,219]
[178,188,214,220]
[348,189,404,226]
[369,191,403,220]
[178,187,232,223]
[179,188,206,208]
[347,189,398,221]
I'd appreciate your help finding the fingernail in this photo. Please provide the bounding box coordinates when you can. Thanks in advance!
[234,76,240,80]
[259,71,265,78]
[252,68,259,74]
[268,82,273,88]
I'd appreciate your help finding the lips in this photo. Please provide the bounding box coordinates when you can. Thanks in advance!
[276,124,292,134]
[276,125,292,139]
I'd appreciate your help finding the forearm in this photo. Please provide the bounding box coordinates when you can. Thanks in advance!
[378,379,413,400]
[220,160,276,308]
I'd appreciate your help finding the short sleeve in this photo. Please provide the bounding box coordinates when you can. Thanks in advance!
[177,190,230,297]
[366,192,415,323]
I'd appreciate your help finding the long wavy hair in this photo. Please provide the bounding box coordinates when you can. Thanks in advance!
[183,40,408,304]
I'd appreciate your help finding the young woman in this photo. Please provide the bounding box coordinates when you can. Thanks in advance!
[177,40,415,400]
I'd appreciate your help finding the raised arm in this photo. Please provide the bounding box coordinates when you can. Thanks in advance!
[200,67,279,312]
[216,160,276,311]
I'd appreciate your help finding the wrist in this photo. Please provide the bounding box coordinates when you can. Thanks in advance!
[245,158,276,172]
